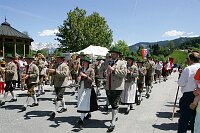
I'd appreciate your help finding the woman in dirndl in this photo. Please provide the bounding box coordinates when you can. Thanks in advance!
[121,54,138,114]
[76,56,98,128]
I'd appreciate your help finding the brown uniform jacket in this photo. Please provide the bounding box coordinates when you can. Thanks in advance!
[27,63,39,85]
[99,59,127,90]
[5,62,18,82]
[53,62,70,88]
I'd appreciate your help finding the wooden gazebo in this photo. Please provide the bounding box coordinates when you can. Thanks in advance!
[0,19,34,57]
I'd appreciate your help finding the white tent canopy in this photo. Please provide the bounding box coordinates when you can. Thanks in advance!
[77,45,109,56]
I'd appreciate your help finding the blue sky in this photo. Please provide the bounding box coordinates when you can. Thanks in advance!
[0,0,200,49]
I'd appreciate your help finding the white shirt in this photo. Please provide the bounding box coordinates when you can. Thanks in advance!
[19,60,24,68]
[166,62,171,70]
[178,63,200,93]
[156,62,163,70]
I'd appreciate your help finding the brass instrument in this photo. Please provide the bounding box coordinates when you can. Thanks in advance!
[0,61,7,81]
[21,67,28,90]
[46,57,56,86]
[0,67,6,81]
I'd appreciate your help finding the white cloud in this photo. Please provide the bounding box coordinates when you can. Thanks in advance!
[187,32,194,35]
[162,30,185,37]
[162,30,199,38]
[38,29,59,36]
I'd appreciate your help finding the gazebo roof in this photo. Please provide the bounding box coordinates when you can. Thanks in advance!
[0,20,34,42]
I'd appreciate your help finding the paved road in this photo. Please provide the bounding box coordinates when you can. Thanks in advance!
[0,73,181,133]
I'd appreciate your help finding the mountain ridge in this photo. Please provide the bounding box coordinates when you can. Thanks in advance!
[129,36,200,51]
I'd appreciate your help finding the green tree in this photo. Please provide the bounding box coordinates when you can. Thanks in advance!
[137,46,144,56]
[111,40,129,55]
[56,7,113,52]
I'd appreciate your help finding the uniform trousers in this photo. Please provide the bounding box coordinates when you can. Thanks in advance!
[106,90,122,109]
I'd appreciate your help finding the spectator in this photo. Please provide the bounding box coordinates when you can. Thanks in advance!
[177,51,200,133]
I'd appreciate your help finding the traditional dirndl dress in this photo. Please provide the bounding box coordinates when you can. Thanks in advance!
[78,81,85,104]
[77,81,98,113]
[121,81,137,104]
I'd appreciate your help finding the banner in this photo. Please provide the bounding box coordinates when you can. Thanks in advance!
[169,57,174,69]
[141,48,148,59]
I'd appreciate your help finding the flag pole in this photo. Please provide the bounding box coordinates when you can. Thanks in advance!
[171,86,179,120]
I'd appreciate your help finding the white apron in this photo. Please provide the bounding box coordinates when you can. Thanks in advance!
[121,81,137,104]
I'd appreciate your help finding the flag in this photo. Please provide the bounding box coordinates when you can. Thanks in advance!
[169,57,174,69]
[142,48,148,59]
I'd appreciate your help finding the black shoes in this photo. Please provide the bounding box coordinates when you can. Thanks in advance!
[71,92,75,96]
[107,125,115,132]
[10,98,17,102]
[77,119,84,128]
[41,92,45,95]
[49,111,56,119]
[21,106,27,111]
[104,105,108,111]
[146,94,150,99]
[0,101,5,106]
[30,103,39,107]
[84,113,91,120]
[125,109,130,115]
[57,108,67,113]
[136,100,141,105]
[36,94,41,97]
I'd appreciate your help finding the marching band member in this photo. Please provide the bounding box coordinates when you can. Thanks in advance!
[137,59,146,105]
[144,56,155,98]
[21,54,39,111]
[48,53,70,119]
[121,54,138,114]
[0,54,18,106]
[76,56,98,128]
[99,47,127,132]
[35,53,46,97]
[99,53,111,111]
[94,56,104,96]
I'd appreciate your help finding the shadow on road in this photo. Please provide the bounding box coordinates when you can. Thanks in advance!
[1,104,22,110]
[65,101,77,105]
[38,97,54,102]
[72,119,109,132]
[48,116,78,128]
[152,123,178,131]
[17,93,27,97]
[156,112,179,119]
[23,110,52,120]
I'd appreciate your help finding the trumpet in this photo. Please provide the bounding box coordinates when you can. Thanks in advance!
[0,66,7,81]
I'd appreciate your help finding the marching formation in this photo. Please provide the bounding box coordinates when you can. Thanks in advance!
[0,47,176,132]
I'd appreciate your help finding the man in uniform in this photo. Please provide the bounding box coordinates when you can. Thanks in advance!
[99,53,111,110]
[94,56,104,96]
[21,54,39,111]
[48,53,70,119]
[137,59,146,105]
[99,47,127,132]
[35,53,46,97]
[0,54,18,106]
[144,55,155,98]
